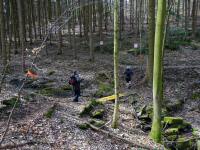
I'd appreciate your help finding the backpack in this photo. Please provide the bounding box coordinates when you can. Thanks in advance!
[69,76,77,85]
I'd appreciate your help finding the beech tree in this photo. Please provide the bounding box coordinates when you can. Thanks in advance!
[112,0,120,128]
[150,0,167,143]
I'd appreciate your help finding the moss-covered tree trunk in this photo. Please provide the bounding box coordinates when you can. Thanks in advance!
[150,0,166,143]
[112,0,120,129]
[146,0,155,85]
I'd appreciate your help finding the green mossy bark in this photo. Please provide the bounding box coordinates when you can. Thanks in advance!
[112,0,120,129]
[150,0,167,143]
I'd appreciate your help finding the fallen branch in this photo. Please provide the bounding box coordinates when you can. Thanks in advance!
[0,80,26,145]
[87,123,153,150]
[0,141,36,150]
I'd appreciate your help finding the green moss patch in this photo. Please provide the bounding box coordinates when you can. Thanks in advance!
[44,104,57,119]
[39,86,71,97]
[192,92,200,100]
[91,109,104,119]
[94,82,113,98]
[2,97,20,109]
[164,117,183,125]
[80,100,103,117]
[77,123,90,130]
[90,119,105,128]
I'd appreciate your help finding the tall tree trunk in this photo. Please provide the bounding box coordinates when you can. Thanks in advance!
[89,1,94,61]
[192,0,197,38]
[146,0,155,85]
[72,11,77,59]
[185,0,188,30]
[176,0,180,27]
[17,0,25,72]
[56,0,62,54]
[150,0,166,143]
[112,0,120,129]
[0,0,7,66]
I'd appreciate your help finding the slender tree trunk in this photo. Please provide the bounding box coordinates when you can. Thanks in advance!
[0,0,7,66]
[56,0,62,54]
[17,0,25,72]
[89,1,94,61]
[176,0,180,27]
[150,0,166,143]
[112,0,120,129]
[72,11,77,59]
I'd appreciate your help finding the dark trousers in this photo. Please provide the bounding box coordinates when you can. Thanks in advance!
[74,90,80,102]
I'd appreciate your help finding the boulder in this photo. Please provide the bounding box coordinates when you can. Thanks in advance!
[80,100,103,117]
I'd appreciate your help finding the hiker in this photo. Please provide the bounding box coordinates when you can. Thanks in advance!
[69,71,82,102]
[124,66,133,89]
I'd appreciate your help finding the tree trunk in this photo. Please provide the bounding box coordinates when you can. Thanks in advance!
[112,0,120,129]
[146,0,155,85]
[150,0,166,143]
[17,0,25,72]
[56,0,62,54]
[192,0,197,38]
[0,0,7,66]
[89,1,94,61]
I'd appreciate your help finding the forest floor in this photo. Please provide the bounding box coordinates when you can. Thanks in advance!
[0,38,200,149]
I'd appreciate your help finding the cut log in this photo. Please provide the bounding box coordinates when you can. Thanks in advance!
[97,94,125,103]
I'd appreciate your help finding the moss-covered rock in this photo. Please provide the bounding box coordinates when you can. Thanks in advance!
[164,117,183,125]
[80,100,103,117]
[166,135,178,141]
[92,109,105,119]
[177,121,192,132]
[176,136,196,150]
[137,105,168,122]
[164,128,179,136]
[166,100,184,112]
[77,123,89,130]
[90,119,105,128]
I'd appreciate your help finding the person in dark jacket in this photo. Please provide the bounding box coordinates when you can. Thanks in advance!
[124,66,133,89]
[69,71,82,102]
